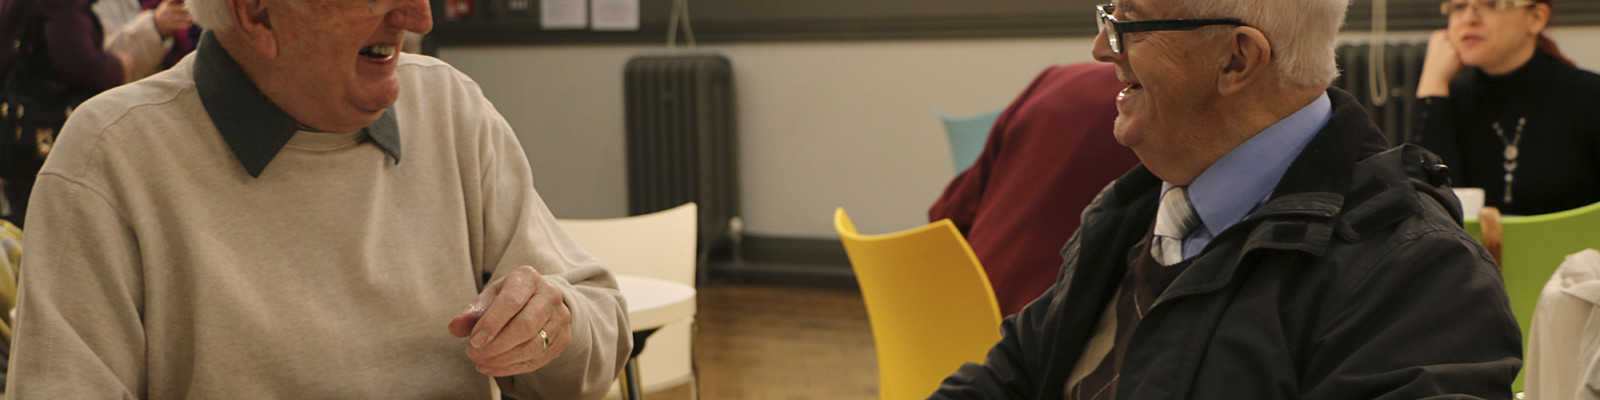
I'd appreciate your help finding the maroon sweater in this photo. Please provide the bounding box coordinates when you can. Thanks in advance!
[0,0,125,93]
[929,63,1140,316]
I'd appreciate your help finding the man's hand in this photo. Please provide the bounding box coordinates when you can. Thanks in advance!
[1416,29,1462,98]
[153,0,193,38]
[448,266,572,377]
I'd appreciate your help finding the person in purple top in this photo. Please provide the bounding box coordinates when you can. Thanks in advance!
[0,0,137,228]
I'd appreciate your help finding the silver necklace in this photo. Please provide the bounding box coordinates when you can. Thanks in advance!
[1492,117,1525,204]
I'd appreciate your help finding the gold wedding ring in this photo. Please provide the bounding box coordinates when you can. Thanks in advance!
[538,329,550,348]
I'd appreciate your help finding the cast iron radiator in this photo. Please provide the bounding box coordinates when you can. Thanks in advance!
[1333,41,1428,146]
[623,53,739,280]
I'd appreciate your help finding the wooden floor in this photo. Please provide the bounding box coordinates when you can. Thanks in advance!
[640,284,880,400]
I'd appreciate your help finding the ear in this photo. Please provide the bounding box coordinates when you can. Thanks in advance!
[1527,3,1550,35]
[229,0,278,59]
[1217,26,1272,96]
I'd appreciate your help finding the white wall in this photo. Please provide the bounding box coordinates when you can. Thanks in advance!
[441,37,1098,238]
[439,27,1600,239]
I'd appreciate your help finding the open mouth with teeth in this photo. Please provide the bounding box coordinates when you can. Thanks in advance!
[1119,83,1143,100]
[359,44,398,59]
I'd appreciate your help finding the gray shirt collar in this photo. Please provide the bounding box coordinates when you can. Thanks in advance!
[193,31,401,178]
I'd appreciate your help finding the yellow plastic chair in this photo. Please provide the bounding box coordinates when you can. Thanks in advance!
[834,208,1002,400]
[1463,200,1600,392]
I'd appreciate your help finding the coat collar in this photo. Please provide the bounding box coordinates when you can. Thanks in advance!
[1165,88,1431,301]
[193,31,401,178]
[1084,88,1402,302]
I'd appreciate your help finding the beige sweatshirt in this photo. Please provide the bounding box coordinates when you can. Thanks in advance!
[8,40,630,399]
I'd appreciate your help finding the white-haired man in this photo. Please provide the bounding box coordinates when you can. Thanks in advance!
[7,0,630,397]
[931,0,1521,398]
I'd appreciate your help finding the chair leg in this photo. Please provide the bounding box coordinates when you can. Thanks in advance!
[622,328,657,400]
[690,319,701,400]
[623,356,644,400]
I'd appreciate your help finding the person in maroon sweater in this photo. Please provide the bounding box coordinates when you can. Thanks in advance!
[0,0,132,90]
[0,0,133,228]
[929,62,1140,316]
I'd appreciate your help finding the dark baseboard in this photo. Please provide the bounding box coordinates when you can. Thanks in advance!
[736,235,850,267]
[703,234,856,287]
[706,261,857,288]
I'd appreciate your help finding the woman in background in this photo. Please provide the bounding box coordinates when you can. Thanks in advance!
[99,0,196,80]
[0,0,136,228]
[1415,0,1600,216]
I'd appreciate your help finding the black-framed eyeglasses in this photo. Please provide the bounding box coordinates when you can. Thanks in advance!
[1439,0,1536,16]
[1096,3,1249,55]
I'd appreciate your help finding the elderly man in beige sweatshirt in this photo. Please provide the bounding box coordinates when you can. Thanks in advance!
[5,0,631,397]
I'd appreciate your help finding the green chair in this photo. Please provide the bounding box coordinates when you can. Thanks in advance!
[1463,200,1600,392]
[937,108,1003,174]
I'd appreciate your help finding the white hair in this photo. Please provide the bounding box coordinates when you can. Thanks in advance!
[188,0,237,30]
[1183,0,1349,88]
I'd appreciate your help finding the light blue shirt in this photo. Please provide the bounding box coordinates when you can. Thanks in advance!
[1161,92,1332,260]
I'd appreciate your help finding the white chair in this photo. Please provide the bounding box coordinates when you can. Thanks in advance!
[557,203,698,399]
[1525,249,1600,400]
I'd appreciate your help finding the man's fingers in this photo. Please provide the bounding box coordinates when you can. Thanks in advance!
[447,307,482,338]
[469,283,567,358]
[468,266,542,348]
[452,265,572,377]
[474,322,568,366]
[448,280,500,337]
[474,326,570,376]
[470,296,548,357]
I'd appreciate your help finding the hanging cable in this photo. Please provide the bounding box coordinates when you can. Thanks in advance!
[1368,0,1391,107]
[667,0,679,48]
[667,0,679,49]
[680,0,696,48]
[666,0,697,49]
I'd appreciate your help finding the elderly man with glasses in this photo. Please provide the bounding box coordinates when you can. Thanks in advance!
[931,0,1521,399]
[6,0,630,397]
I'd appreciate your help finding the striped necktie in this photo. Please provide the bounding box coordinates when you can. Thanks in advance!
[1151,187,1199,266]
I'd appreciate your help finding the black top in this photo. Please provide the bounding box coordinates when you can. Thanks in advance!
[1414,51,1600,216]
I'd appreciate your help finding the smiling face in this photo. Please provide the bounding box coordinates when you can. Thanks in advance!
[1447,1,1546,74]
[265,0,432,132]
[1091,0,1231,175]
